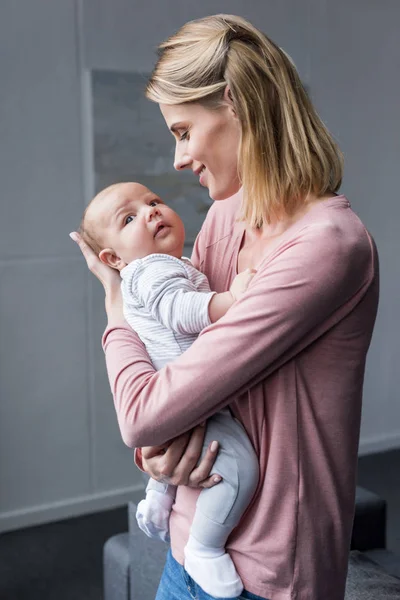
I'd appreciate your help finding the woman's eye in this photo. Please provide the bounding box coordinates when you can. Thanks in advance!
[179,131,189,141]
[125,215,135,224]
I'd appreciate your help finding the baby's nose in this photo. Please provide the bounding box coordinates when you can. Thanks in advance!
[147,205,161,220]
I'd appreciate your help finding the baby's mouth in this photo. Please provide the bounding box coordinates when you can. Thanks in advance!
[154,223,167,238]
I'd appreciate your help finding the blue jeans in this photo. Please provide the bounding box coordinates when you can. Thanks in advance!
[155,549,268,600]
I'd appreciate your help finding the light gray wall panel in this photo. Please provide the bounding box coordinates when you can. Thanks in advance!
[82,0,310,80]
[0,260,90,511]
[0,0,85,260]
[0,0,100,530]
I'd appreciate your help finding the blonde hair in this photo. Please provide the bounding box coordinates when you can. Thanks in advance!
[146,14,343,227]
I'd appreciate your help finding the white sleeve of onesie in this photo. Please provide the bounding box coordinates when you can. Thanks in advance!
[128,255,215,335]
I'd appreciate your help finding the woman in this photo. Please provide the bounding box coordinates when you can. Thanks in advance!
[71,14,379,600]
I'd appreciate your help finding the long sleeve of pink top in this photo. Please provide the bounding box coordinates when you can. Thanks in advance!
[102,194,379,600]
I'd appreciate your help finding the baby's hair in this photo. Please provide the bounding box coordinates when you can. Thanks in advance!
[78,203,104,256]
[78,183,124,256]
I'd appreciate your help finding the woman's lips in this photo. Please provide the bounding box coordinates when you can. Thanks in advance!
[199,167,206,186]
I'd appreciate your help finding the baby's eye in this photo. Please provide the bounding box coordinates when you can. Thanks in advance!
[125,215,135,224]
[149,200,159,207]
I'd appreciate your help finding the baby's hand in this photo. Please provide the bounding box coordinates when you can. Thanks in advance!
[229,268,257,301]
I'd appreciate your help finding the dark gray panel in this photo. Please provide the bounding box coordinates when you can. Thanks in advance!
[92,70,213,247]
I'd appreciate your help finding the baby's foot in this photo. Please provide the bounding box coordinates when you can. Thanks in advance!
[136,490,174,543]
[184,535,243,598]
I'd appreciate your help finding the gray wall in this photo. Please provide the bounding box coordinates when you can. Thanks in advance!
[308,0,400,450]
[0,0,143,533]
[0,0,398,532]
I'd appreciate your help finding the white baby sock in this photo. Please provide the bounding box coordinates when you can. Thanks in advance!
[136,489,174,543]
[184,533,243,598]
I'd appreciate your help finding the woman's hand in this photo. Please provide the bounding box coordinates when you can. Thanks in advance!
[69,231,124,321]
[141,424,221,489]
[69,231,120,290]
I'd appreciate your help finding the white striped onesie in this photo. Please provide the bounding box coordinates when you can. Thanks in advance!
[120,253,258,566]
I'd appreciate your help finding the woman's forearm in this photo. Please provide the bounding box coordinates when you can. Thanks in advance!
[105,285,124,325]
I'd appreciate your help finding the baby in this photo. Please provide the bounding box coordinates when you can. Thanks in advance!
[79,182,259,599]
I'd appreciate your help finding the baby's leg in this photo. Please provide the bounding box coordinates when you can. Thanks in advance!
[184,408,259,598]
[136,479,176,543]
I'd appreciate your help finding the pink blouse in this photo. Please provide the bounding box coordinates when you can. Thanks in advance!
[102,193,379,600]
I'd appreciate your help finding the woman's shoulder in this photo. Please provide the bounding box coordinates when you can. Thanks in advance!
[304,195,374,251]
[291,195,377,282]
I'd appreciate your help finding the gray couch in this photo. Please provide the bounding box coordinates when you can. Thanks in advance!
[103,486,400,600]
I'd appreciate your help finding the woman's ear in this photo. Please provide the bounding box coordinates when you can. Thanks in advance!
[99,248,124,271]
[223,85,236,115]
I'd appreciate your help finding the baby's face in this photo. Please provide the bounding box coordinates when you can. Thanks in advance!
[94,182,185,268]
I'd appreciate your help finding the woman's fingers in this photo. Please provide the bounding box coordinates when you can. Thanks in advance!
[141,444,172,479]
[69,231,96,267]
[168,424,207,485]
[139,427,222,488]
[158,432,192,479]
[141,444,168,461]
[187,440,221,488]
[69,231,120,289]
[165,425,221,488]
[70,231,104,275]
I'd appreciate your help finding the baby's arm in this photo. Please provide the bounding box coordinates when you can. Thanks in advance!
[125,257,255,334]
[208,268,256,323]
[124,256,215,335]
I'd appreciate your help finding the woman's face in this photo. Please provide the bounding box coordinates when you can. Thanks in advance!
[160,101,241,201]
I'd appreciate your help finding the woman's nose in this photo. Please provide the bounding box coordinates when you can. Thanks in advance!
[174,146,192,171]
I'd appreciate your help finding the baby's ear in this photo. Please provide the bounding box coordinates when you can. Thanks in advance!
[99,248,123,271]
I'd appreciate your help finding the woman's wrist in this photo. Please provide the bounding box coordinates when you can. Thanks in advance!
[105,285,124,323]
